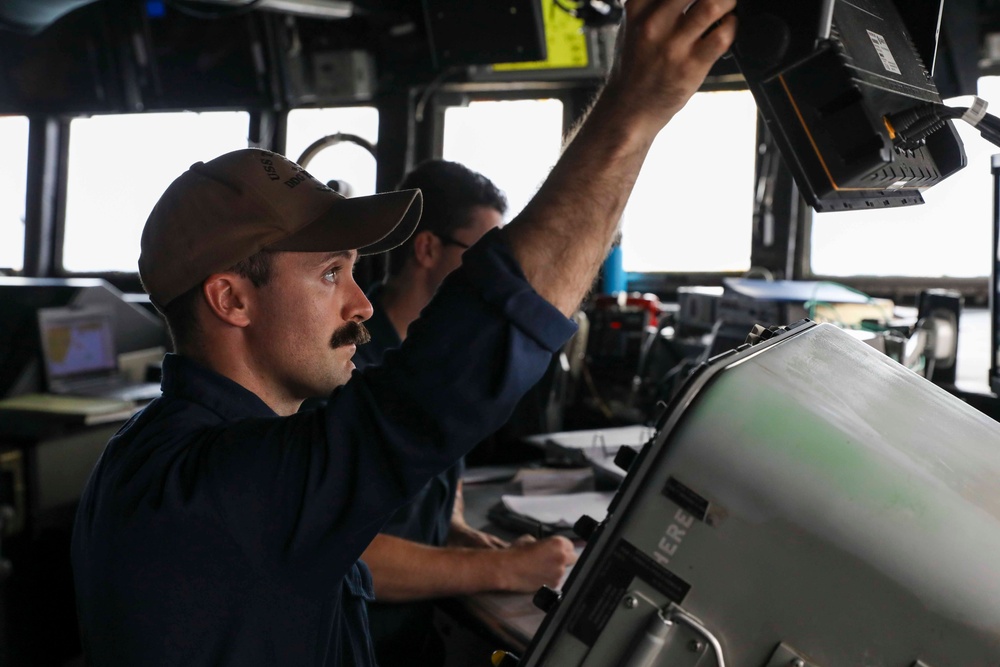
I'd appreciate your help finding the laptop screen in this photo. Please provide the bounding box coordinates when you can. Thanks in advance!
[37,307,118,389]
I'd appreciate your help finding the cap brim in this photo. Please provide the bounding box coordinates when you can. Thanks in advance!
[268,188,423,256]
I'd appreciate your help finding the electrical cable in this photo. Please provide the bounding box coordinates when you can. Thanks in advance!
[887,97,1000,149]
[581,363,615,421]
[414,66,462,124]
[978,114,1000,145]
[629,326,659,408]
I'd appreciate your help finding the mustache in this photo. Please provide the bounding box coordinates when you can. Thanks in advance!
[330,321,371,348]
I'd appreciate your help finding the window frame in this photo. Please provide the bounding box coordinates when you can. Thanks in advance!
[29,86,992,307]
[433,87,573,226]
[282,105,381,198]
[47,110,261,289]
[425,83,581,163]
[0,114,32,275]
[423,79,764,301]
[793,78,1000,307]
[797,165,992,307]
[607,78,760,300]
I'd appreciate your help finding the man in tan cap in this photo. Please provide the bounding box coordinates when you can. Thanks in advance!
[71,0,737,665]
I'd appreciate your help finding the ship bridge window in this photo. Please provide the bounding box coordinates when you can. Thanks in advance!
[442,98,564,220]
[621,89,757,274]
[809,76,1000,279]
[62,111,250,273]
[0,116,29,272]
[285,107,379,197]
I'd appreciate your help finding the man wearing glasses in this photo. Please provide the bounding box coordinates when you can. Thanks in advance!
[354,159,576,667]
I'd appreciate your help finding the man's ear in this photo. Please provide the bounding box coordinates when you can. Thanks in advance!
[411,230,440,269]
[202,273,253,328]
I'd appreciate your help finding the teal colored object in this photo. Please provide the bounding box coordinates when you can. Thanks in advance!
[602,245,625,294]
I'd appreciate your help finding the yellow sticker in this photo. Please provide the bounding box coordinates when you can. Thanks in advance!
[492,0,589,71]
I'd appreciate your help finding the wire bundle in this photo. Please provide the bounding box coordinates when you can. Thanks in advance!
[886,97,1000,149]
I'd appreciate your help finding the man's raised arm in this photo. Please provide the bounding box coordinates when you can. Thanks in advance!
[501,0,737,316]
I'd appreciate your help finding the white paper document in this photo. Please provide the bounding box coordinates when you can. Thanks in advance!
[500,491,615,529]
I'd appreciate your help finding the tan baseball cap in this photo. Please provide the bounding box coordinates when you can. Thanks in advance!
[138,148,422,310]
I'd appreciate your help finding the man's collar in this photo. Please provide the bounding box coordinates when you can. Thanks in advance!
[160,353,278,421]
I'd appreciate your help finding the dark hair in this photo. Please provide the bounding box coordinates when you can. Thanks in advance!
[162,250,275,352]
[386,160,507,277]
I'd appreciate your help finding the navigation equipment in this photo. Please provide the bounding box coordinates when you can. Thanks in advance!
[732,0,967,212]
[519,320,1000,666]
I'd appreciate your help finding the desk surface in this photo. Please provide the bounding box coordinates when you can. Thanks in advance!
[0,394,139,441]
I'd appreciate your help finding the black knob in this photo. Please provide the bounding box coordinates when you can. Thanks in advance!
[573,514,599,541]
[614,445,638,472]
[532,585,561,613]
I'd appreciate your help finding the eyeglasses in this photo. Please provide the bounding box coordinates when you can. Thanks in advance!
[433,233,471,250]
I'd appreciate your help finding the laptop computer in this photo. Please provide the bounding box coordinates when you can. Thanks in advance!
[37,305,162,403]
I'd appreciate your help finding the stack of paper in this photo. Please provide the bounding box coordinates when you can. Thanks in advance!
[499,491,615,531]
[511,467,594,495]
[525,425,655,483]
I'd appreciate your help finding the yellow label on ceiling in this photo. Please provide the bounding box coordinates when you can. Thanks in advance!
[492,0,589,71]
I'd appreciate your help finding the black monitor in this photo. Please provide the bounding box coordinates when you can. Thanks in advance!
[732,0,967,212]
